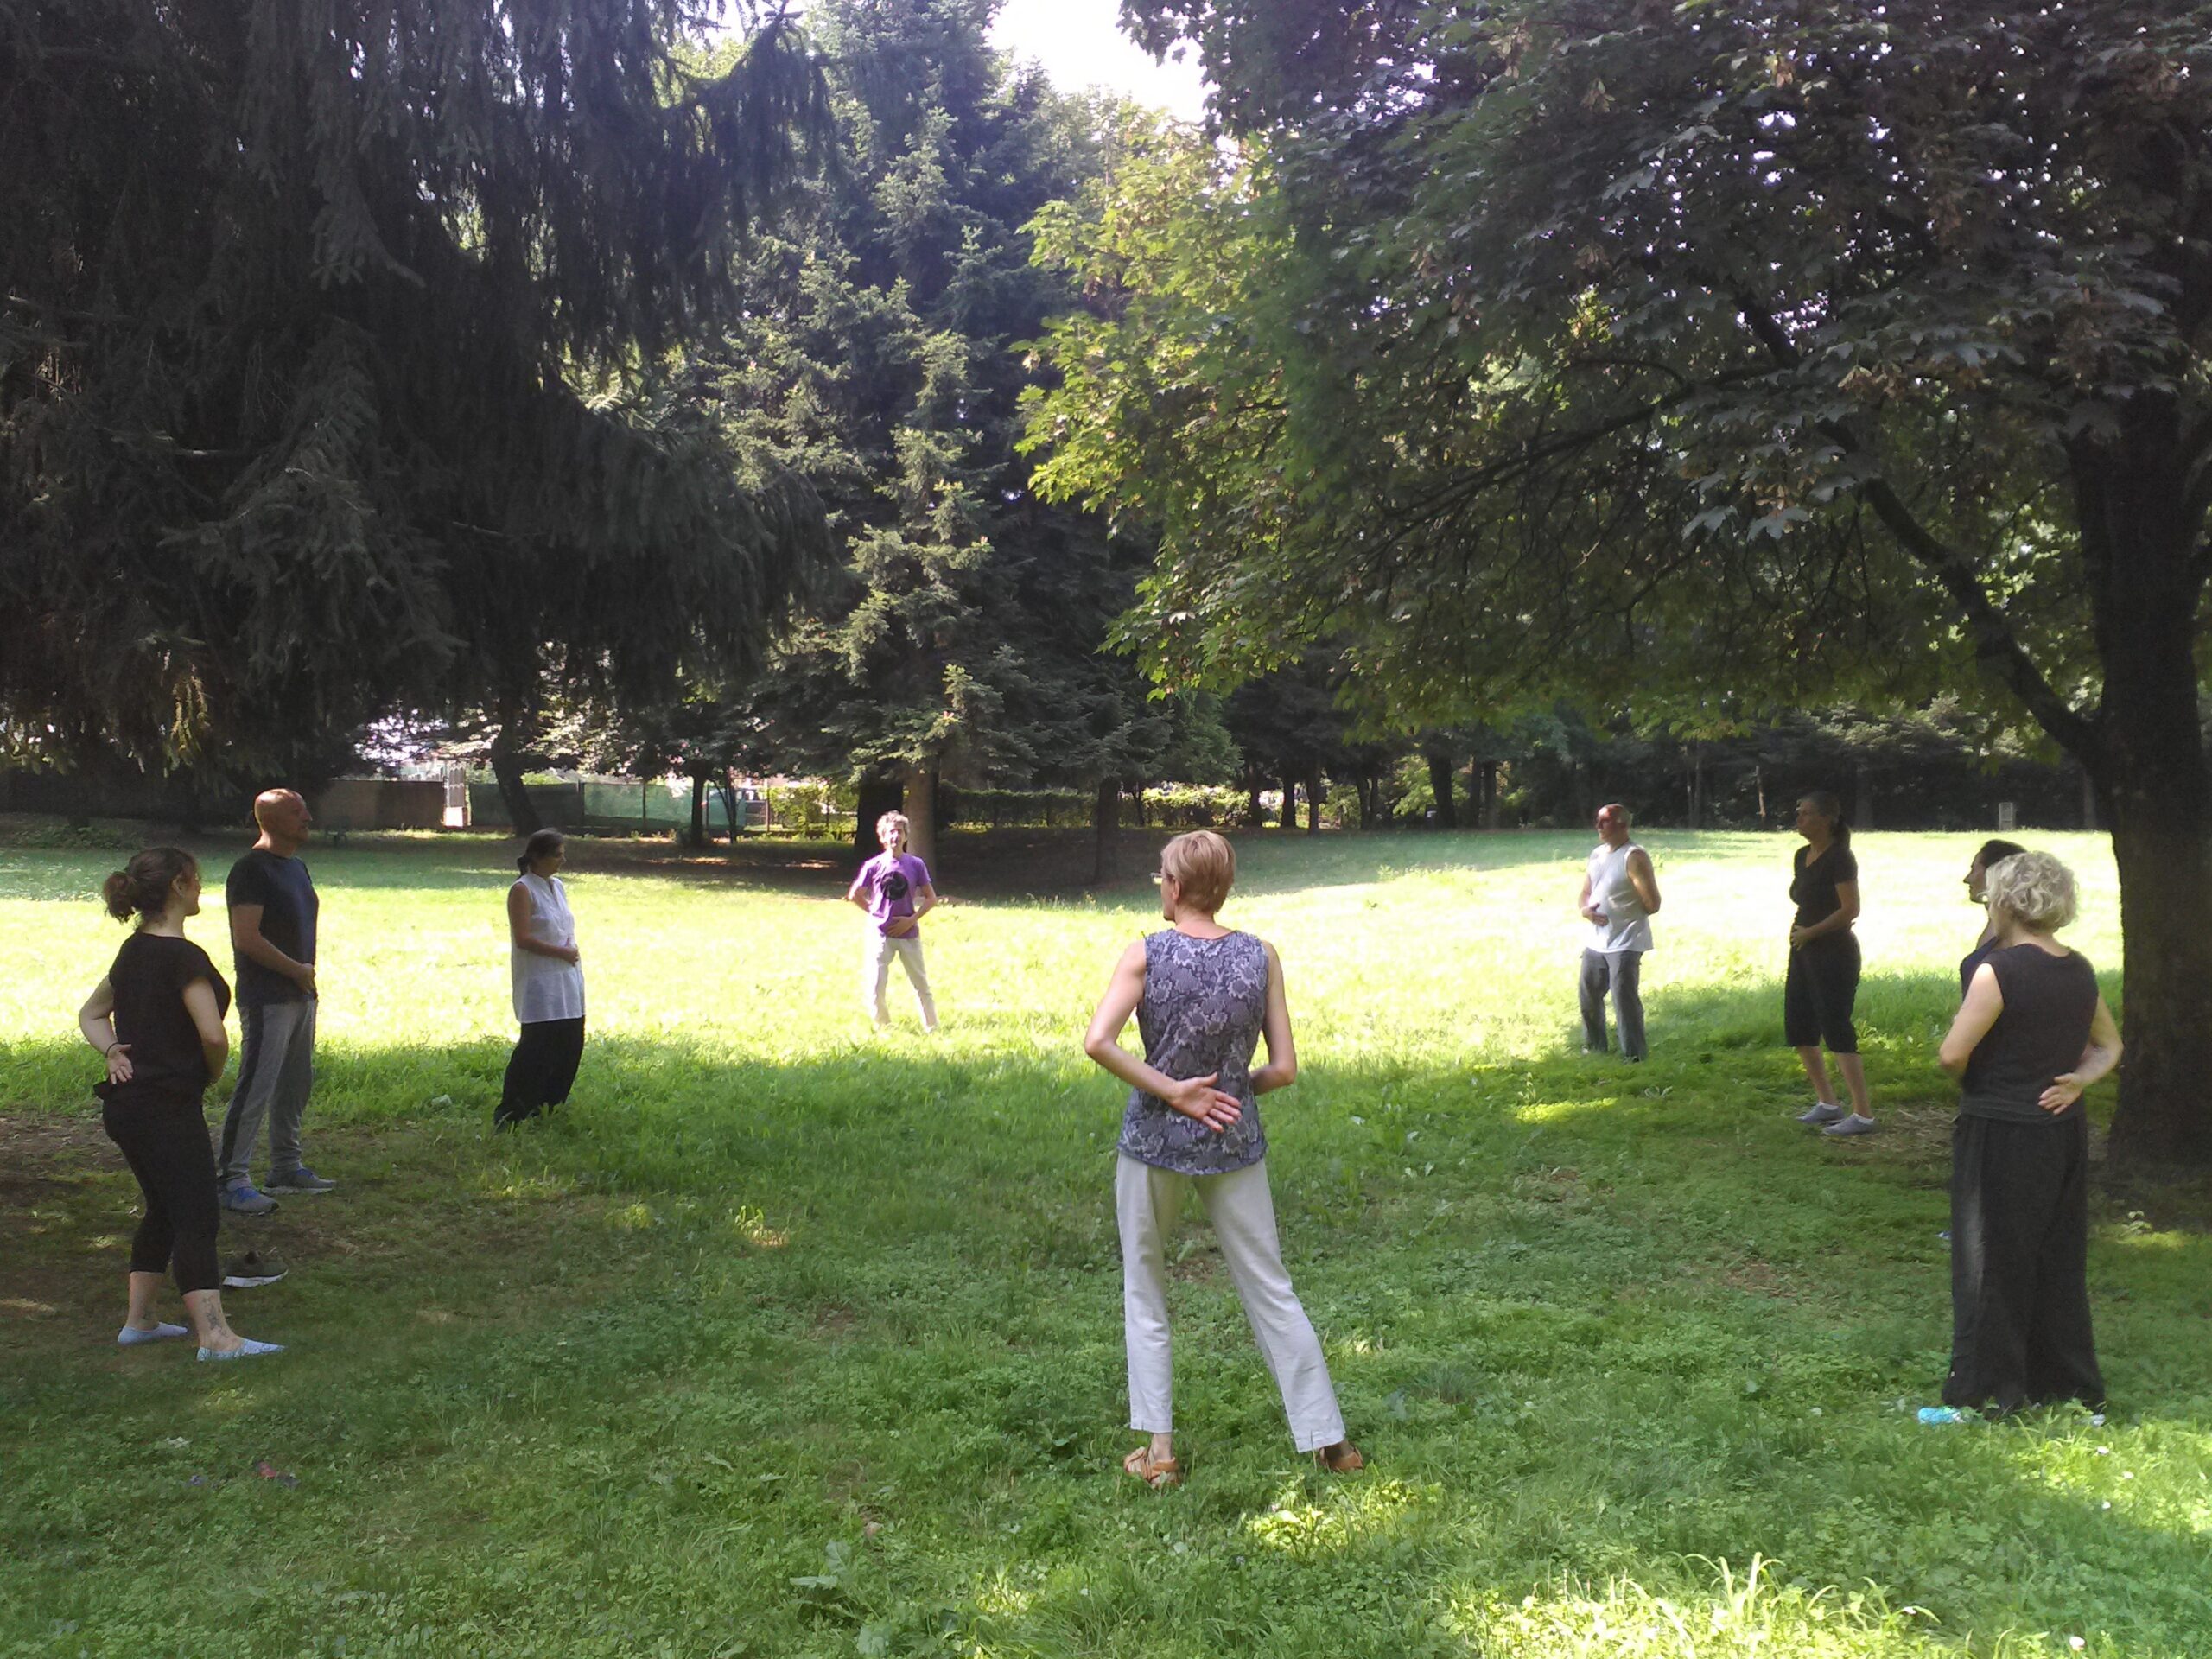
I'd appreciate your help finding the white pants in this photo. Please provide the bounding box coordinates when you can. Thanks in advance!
[1116,1154,1346,1452]
[863,932,936,1028]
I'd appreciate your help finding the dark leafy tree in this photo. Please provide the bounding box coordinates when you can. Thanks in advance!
[710,0,1150,867]
[1044,3,2212,1166]
[1,0,831,797]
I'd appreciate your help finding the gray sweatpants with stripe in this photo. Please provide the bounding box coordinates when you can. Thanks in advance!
[217,998,316,1187]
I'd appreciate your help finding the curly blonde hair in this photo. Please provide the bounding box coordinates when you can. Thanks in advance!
[1986,850,2077,933]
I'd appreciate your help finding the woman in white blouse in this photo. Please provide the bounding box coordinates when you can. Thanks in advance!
[497,829,585,1128]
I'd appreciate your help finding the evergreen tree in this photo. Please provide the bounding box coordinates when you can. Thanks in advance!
[709,0,1146,863]
[0,0,831,782]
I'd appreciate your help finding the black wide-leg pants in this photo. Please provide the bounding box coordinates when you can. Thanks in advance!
[1945,1111,2103,1412]
[497,1017,585,1126]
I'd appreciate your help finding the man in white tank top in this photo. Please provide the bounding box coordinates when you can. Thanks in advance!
[1576,803,1661,1061]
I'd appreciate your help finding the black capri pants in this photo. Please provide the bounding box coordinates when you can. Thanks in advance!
[1783,932,1860,1053]
[100,1090,222,1294]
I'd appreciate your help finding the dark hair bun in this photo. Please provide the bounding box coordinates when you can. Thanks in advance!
[103,847,197,924]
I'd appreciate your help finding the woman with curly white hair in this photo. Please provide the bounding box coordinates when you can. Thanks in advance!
[1936,850,2120,1413]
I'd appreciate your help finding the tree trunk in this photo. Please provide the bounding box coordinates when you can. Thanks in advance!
[1306,767,1324,833]
[1244,765,1267,829]
[1689,742,1707,830]
[1756,763,1767,824]
[1426,749,1456,828]
[2080,760,2098,831]
[854,770,901,855]
[1280,770,1297,830]
[901,760,938,869]
[1091,778,1119,885]
[688,772,707,848]
[491,749,541,836]
[2072,412,2212,1167]
[1483,760,1503,830]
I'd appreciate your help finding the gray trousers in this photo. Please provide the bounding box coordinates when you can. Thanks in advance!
[1579,948,1647,1060]
[1116,1154,1346,1452]
[218,998,316,1185]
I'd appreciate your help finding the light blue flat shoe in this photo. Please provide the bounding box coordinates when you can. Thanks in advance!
[198,1338,284,1362]
[118,1322,192,1346]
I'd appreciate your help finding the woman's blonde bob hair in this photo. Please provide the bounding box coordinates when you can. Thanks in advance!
[1160,830,1236,914]
[1985,850,2078,933]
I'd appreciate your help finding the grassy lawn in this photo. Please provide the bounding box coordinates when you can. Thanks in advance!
[2,823,2208,1658]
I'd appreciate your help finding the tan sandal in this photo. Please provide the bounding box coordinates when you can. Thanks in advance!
[1122,1446,1183,1489]
[1313,1441,1364,1474]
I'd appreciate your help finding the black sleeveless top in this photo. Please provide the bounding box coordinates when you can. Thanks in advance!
[1961,944,2097,1124]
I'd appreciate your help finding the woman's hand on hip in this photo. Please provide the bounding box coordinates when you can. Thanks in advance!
[104,1042,134,1084]
[1163,1073,1242,1133]
[2040,1073,2085,1114]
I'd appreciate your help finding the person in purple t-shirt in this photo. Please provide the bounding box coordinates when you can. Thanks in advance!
[847,810,938,1031]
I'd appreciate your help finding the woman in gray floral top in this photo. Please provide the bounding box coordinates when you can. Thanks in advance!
[1083,830,1361,1488]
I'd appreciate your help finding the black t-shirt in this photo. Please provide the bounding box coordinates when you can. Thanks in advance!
[95,932,231,1103]
[1961,944,2098,1124]
[1789,842,1859,929]
[227,849,318,1006]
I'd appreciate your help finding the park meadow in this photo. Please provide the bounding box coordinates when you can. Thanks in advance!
[3,823,2209,1658]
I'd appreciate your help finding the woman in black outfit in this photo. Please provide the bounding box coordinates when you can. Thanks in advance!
[1958,837,2026,993]
[78,848,280,1361]
[1936,851,2117,1413]
[1786,791,1875,1136]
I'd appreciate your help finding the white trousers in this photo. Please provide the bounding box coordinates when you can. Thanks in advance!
[1116,1153,1347,1452]
[863,932,936,1028]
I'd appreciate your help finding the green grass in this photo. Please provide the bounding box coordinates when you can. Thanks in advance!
[2,823,2208,1658]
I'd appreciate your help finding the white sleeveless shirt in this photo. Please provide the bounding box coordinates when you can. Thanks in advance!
[511,874,585,1023]
[1586,841,1655,954]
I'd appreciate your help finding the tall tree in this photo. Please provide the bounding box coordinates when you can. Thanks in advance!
[1,0,831,784]
[711,0,1141,864]
[1043,3,2212,1166]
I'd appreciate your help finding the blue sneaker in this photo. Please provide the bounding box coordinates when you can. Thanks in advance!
[220,1181,278,1217]
[267,1166,335,1195]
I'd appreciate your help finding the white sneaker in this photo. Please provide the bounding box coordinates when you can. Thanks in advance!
[1796,1100,1847,1126]
[1822,1113,1878,1138]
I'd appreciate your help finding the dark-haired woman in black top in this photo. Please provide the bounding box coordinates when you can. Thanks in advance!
[1958,837,2026,994]
[1786,791,1875,1136]
[78,848,281,1361]
[1936,851,2118,1413]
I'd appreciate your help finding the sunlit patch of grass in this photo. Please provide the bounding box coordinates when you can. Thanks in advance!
[1,828,2205,1658]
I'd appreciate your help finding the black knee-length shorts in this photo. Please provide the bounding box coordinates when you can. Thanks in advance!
[1783,933,1860,1053]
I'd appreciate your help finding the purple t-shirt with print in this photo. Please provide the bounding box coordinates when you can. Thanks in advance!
[856,852,931,936]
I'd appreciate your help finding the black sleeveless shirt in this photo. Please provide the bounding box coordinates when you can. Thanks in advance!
[1961,944,2097,1124]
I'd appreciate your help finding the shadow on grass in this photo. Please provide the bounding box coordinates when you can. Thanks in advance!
[5,995,2209,1656]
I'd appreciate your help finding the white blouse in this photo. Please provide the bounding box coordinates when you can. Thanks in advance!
[511,874,585,1024]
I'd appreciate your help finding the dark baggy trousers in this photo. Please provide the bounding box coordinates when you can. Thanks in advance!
[497,1017,585,1126]
[103,1091,222,1294]
[1578,949,1647,1060]
[1945,1111,2103,1413]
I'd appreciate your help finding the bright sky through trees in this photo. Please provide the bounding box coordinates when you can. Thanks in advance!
[988,0,1208,118]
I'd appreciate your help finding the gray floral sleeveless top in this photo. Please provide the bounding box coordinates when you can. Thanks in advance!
[1118,929,1269,1176]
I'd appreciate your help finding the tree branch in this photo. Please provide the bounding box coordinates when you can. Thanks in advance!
[1853,474,2099,763]
[1726,294,2101,764]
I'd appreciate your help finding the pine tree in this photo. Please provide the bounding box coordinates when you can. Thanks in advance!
[0,0,832,781]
